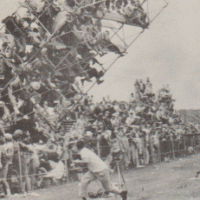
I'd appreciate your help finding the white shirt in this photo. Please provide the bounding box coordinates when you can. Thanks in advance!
[145,82,152,94]
[1,142,13,157]
[73,76,84,93]
[1,142,14,164]
[80,148,107,173]
[126,117,135,126]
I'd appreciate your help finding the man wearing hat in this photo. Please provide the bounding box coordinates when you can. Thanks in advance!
[74,140,127,200]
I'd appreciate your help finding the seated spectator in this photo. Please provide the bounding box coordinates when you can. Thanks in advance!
[123,1,148,28]
[0,101,11,126]
[96,30,124,56]
[130,0,141,7]
[0,33,15,58]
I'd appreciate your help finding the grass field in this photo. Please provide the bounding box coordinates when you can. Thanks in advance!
[7,153,200,200]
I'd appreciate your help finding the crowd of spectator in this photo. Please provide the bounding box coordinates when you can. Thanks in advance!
[0,0,149,140]
[0,76,200,197]
[67,78,200,170]
[0,0,197,198]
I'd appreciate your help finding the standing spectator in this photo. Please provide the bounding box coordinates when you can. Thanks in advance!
[93,103,101,119]
[126,111,135,127]
[129,93,135,103]
[103,111,112,131]
[134,80,141,102]
[0,134,13,197]
[27,140,40,190]
[141,124,150,165]
[113,102,120,113]
[160,126,171,161]
[111,112,121,128]
[145,77,152,95]
[93,113,104,134]
[75,113,87,136]
[107,103,116,116]
[99,131,111,165]
[116,0,128,10]
[109,131,122,168]
[134,126,145,166]
[116,127,130,169]
[105,0,114,12]
[139,79,145,94]
[12,130,33,195]
[130,0,141,8]
[129,127,143,168]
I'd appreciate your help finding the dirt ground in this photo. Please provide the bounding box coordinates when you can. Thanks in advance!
[7,153,200,200]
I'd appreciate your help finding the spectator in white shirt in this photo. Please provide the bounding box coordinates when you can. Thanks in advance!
[126,111,135,126]
[75,113,87,136]
[145,77,152,95]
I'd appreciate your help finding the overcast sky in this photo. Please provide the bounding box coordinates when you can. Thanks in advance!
[89,0,200,110]
[0,0,200,110]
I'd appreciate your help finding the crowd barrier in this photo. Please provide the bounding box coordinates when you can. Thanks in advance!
[2,133,200,195]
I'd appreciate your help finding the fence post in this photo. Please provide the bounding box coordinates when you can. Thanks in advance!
[17,144,22,193]
[158,140,161,162]
[171,138,175,159]
[143,137,146,165]
[192,133,195,150]
[64,139,68,182]
[25,154,31,192]
[183,134,186,151]
[97,140,100,157]
[150,135,155,164]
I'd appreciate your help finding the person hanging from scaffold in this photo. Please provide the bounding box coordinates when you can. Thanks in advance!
[73,140,128,200]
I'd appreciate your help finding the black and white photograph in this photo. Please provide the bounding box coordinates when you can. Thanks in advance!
[0,0,199,199]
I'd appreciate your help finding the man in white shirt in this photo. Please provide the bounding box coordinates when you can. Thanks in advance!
[75,113,86,136]
[126,111,135,126]
[74,140,127,200]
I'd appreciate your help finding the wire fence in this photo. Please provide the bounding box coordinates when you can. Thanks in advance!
[0,0,171,195]
[1,133,199,195]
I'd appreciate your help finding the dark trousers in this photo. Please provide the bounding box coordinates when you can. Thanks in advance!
[116,0,128,9]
